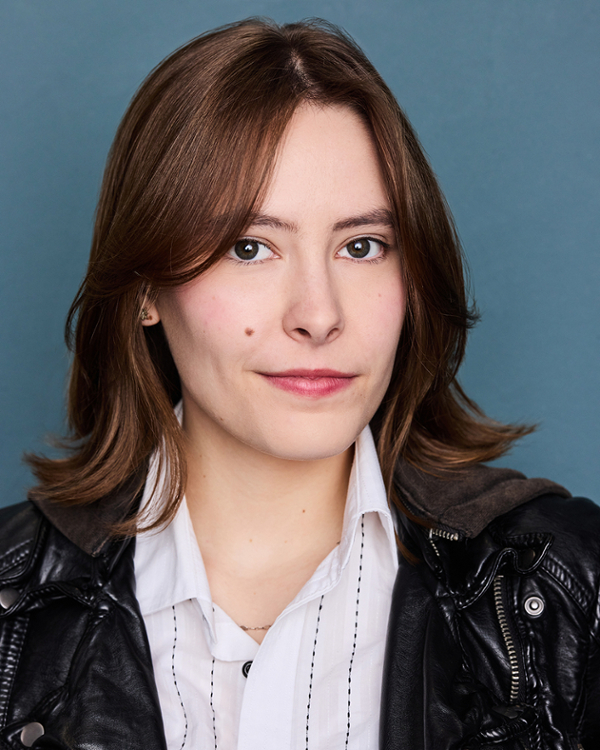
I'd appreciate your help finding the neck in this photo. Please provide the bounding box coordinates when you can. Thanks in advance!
[184,410,352,562]
[181,402,353,639]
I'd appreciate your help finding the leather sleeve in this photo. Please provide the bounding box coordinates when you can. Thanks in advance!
[578,577,600,747]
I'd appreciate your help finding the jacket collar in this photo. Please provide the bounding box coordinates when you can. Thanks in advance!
[392,460,568,607]
[29,468,145,558]
[28,457,570,561]
[393,459,570,538]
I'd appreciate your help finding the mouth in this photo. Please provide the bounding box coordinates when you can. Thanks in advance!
[258,369,357,398]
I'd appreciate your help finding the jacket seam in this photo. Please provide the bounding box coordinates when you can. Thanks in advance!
[0,545,31,576]
[425,566,474,677]
[0,555,29,579]
[575,635,594,738]
[588,558,600,648]
[540,556,592,615]
[0,515,47,589]
[0,540,30,561]
[23,685,66,728]
[575,570,600,737]
[0,614,29,731]
[63,601,105,694]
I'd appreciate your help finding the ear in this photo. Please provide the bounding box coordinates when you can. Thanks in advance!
[140,302,160,326]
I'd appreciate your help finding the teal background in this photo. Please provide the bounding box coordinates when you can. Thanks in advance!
[1,1,598,504]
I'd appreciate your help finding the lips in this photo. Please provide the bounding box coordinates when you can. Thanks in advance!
[259,369,357,398]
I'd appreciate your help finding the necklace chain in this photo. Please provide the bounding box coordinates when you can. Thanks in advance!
[209,514,365,749]
[239,623,272,631]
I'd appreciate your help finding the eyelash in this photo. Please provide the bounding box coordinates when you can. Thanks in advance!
[226,239,275,266]
[226,236,391,265]
[341,237,390,264]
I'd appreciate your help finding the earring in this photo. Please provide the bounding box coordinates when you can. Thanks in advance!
[140,308,150,321]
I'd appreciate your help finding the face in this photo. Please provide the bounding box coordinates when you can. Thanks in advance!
[145,104,406,461]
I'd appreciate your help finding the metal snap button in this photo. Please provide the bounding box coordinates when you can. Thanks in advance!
[242,661,252,678]
[0,588,19,610]
[20,722,45,747]
[524,595,545,617]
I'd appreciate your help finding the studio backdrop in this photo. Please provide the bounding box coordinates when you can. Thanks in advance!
[1,0,598,504]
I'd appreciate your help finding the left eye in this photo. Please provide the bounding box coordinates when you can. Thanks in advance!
[228,239,273,262]
[338,238,384,260]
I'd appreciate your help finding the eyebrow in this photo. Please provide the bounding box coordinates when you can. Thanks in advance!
[247,208,395,234]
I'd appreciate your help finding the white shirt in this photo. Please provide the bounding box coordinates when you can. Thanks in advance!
[134,426,398,750]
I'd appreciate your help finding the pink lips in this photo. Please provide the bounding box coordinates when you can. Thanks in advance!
[260,369,357,398]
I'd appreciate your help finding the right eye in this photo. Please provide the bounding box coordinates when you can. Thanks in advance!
[228,239,274,263]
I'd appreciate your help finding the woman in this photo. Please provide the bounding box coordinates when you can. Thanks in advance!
[1,18,598,750]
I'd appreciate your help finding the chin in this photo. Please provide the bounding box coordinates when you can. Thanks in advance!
[250,417,365,462]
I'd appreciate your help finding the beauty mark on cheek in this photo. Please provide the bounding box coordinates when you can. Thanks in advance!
[245,328,255,336]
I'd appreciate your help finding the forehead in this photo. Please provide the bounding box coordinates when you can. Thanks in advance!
[257,104,390,226]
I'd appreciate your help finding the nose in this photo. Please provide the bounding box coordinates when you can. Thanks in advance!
[282,258,344,345]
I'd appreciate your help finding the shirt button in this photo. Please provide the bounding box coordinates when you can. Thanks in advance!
[0,588,19,610]
[20,722,45,747]
[242,661,252,678]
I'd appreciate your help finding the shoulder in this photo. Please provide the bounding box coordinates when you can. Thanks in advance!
[0,501,44,576]
[491,492,600,540]
[490,493,600,606]
[400,489,600,615]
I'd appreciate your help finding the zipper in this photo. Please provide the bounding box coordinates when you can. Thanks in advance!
[428,527,460,558]
[493,574,520,703]
[425,530,528,735]
[429,528,460,542]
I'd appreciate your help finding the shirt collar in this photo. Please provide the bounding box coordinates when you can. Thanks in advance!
[134,455,212,617]
[289,424,398,606]
[134,423,398,621]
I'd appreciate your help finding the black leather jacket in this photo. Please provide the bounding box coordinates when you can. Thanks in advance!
[0,462,598,750]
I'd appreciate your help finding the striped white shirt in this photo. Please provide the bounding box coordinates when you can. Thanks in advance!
[134,425,398,750]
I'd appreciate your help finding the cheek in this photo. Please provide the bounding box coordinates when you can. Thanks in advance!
[359,278,406,361]
[160,279,268,368]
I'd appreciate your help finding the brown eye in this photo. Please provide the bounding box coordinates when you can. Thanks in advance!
[229,239,273,263]
[347,239,371,258]
[234,240,260,260]
[341,238,384,260]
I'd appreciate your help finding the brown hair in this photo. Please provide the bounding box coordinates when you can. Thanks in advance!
[27,18,531,533]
